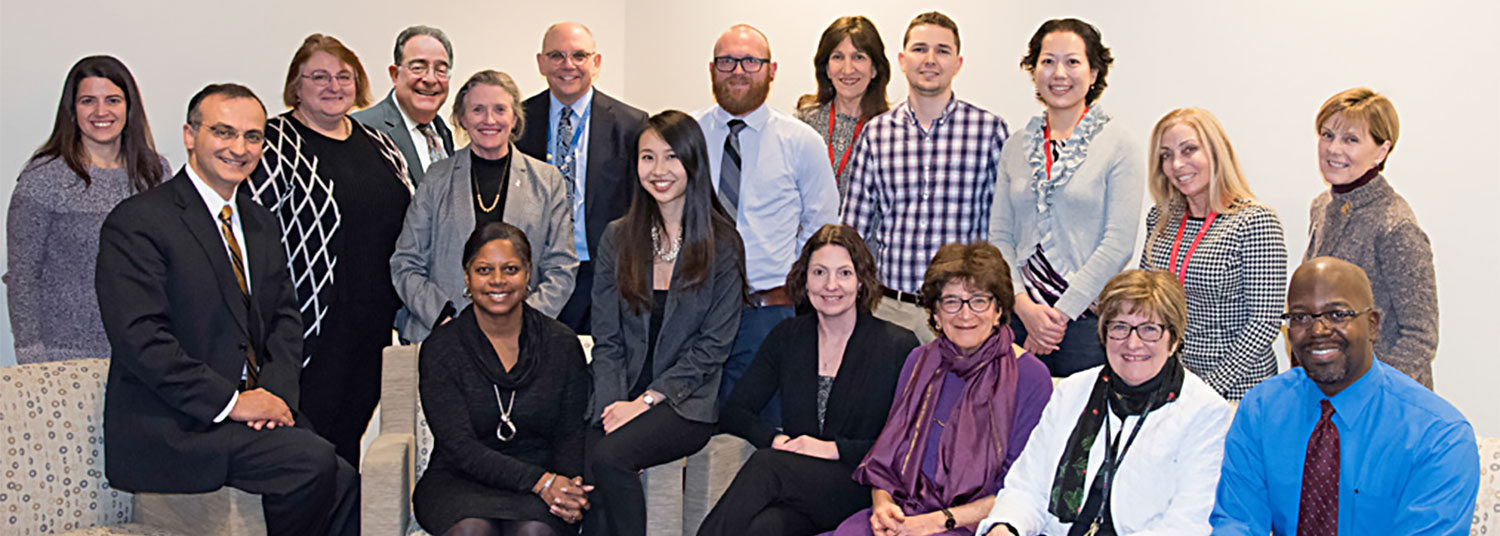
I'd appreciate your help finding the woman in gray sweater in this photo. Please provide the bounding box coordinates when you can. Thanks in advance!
[6,55,166,364]
[1305,87,1438,388]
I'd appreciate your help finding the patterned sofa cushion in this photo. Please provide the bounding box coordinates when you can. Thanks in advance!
[0,359,133,535]
[1477,435,1499,534]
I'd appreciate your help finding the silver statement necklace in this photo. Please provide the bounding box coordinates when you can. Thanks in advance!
[492,385,517,441]
[651,226,683,263]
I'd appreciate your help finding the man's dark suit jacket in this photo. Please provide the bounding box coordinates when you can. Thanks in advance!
[516,89,646,258]
[96,170,304,492]
[353,91,455,186]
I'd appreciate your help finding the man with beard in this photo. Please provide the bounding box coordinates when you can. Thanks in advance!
[1210,257,1477,535]
[517,22,646,335]
[841,11,1007,343]
[354,25,455,186]
[694,24,839,403]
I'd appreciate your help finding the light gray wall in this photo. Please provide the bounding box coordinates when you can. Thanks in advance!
[3,1,1496,436]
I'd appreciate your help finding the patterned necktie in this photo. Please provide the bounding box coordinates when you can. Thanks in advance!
[1297,400,1339,536]
[718,119,747,213]
[218,205,259,389]
[416,123,443,170]
[555,109,576,205]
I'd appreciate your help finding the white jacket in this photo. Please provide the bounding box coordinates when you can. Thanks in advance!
[977,366,1232,536]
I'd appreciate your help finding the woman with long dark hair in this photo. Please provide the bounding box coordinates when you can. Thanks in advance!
[7,55,166,363]
[794,16,891,200]
[584,110,745,536]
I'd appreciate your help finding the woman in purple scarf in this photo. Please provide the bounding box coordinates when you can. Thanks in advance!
[825,242,1053,536]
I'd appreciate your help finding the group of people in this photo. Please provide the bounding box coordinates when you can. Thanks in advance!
[4,9,1477,536]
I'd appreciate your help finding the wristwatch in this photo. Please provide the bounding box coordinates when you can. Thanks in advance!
[642,392,659,406]
[941,507,956,530]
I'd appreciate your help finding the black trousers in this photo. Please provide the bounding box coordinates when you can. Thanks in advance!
[223,423,360,536]
[1010,312,1105,377]
[697,449,869,536]
[300,300,393,466]
[558,261,594,335]
[583,405,713,536]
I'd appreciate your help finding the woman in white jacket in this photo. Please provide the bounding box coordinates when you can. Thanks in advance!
[978,270,1232,536]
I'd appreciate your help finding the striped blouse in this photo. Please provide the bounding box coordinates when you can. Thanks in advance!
[1140,202,1287,400]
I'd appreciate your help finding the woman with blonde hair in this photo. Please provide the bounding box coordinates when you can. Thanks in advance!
[1139,108,1286,400]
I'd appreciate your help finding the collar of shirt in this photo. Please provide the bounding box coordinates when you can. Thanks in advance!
[1296,354,1387,433]
[184,163,241,215]
[396,98,425,135]
[898,93,960,132]
[548,87,595,138]
[706,102,771,134]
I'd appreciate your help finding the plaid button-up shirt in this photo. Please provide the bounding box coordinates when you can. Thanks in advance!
[840,96,1008,293]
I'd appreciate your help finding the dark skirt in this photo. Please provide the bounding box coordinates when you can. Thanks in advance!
[413,466,574,535]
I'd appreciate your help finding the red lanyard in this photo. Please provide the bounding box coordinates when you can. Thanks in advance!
[827,105,866,178]
[1043,106,1088,180]
[1168,211,1218,284]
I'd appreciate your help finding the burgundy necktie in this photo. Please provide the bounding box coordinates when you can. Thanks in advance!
[1297,399,1339,536]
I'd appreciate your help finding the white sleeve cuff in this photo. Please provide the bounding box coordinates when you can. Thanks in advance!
[214,391,239,423]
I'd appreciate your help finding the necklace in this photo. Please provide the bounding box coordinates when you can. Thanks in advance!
[492,385,517,441]
[474,172,501,213]
[650,226,683,263]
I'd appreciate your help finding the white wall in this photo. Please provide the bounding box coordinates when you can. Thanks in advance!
[3,1,1496,436]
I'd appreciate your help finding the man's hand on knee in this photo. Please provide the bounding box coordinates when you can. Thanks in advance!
[229,389,295,428]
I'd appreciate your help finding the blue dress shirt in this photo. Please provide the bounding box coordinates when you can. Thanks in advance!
[1211,359,1479,535]
[548,88,593,262]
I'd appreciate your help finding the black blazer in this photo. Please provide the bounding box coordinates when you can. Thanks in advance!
[96,170,304,492]
[352,91,455,186]
[588,220,744,424]
[516,89,646,258]
[720,311,919,467]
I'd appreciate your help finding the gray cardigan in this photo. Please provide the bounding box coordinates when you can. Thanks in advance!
[588,220,744,424]
[989,113,1144,318]
[1306,174,1438,388]
[390,146,577,342]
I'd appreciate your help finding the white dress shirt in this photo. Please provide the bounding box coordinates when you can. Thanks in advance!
[978,366,1233,536]
[694,104,839,292]
[399,102,447,171]
[185,165,251,423]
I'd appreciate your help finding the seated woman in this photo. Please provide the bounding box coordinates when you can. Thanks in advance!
[977,270,1233,536]
[414,222,591,536]
[698,224,920,536]
[585,110,745,536]
[827,241,1053,536]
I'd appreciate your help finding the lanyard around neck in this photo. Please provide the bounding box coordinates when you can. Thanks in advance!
[1168,211,1218,284]
[827,105,866,178]
[546,103,591,164]
[1043,106,1088,180]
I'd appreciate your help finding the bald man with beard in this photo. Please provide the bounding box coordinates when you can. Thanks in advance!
[1211,257,1477,535]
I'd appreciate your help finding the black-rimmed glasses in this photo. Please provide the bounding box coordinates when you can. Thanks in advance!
[713,56,770,73]
[936,295,995,314]
[1106,322,1167,342]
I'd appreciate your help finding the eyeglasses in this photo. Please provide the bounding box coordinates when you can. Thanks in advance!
[544,50,597,66]
[300,71,356,87]
[713,56,770,73]
[190,122,265,146]
[403,60,450,80]
[1280,307,1374,328]
[1106,322,1168,342]
[936,294,995,314]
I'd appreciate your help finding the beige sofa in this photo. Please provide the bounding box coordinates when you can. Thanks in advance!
[0,358,266,535]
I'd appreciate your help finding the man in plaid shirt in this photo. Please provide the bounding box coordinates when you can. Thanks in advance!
[840,11,1008,342]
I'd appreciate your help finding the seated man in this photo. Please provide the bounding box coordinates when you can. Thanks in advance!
[1211,256,1478,535]
[96,83,358,536]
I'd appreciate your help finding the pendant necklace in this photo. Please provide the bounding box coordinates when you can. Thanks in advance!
[492,385,517,441]
[651,226,683,263]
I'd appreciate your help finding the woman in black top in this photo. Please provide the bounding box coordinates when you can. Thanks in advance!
[414,222,590,536]
[585,110,745,536]
[249,34,412,466]
[697,224,919,536]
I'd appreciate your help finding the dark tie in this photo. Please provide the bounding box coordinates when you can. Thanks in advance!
[556,109,576,205]
[218,205,260,389]
[416,123,443,170]
[718,119,747,213]
[1297,400,1339,536]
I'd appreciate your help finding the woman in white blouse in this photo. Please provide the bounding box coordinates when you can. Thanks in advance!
[978,270,1232,536]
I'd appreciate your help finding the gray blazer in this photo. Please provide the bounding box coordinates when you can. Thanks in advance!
[390,146,578,342]
[353,92,455,186]
[589,220,743,424]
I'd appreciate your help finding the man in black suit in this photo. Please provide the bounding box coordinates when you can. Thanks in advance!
[517,21,647,335]
[96,84,358,536]
[353,25,456,186]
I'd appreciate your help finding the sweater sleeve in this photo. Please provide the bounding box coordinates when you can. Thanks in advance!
[1198,208,1288,397]
[1373,220,1439,387]
[6,163,55,359]
[719,321,789,448]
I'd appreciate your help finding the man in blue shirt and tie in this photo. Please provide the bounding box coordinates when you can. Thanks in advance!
[1211,256,1478,535]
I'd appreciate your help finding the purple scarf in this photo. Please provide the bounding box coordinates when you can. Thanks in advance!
[852,326,1021,517]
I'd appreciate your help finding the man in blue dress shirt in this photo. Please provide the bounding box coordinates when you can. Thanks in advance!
[1211,256,1478,535]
